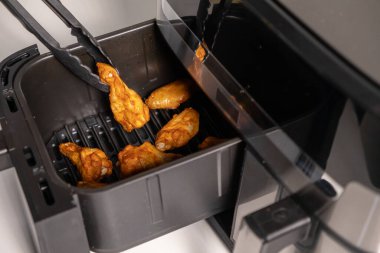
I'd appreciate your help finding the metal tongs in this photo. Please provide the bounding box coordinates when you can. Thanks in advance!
[1,0,113,93]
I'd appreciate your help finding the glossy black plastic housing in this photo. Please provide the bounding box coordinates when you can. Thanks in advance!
[12,20,243,252]
[0,47,89,253]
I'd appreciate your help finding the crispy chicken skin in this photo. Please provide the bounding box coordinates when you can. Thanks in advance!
[195,43,207,62]
[59,142,112,182]
[198,136,225,150]
[145,79,192,109]
[97,63,150,132]
[118,142,182,177]
[155,108,199,151]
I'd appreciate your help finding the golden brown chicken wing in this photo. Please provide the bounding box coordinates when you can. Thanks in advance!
[198,136,225,150]
[155,108,199,151]
[59,142,112,182]
[118,142,182,177]
[97,63,150,132]
[145,79,193,109]
[195,42,207,62]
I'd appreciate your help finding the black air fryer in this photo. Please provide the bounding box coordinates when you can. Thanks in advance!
[1,0,379,252]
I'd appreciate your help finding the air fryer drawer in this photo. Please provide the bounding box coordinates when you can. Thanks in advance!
[79,139,241,252]
[6,20,243,252]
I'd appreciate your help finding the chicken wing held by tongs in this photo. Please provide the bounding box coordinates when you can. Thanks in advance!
[1,0,113,93]
[97,63,150,132]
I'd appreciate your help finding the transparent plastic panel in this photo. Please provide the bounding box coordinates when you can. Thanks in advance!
[157,0,380,252]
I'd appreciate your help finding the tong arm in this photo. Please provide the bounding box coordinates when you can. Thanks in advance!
[42,0,113,66]
[1,0,110,93]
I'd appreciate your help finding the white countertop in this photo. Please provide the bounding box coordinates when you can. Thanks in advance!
[0,0,156,61]
[118,220,230,253]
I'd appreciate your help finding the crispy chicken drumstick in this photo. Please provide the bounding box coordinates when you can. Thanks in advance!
[59,142,112,182]
[145,79,192,109]
[97,63,150,132]
[155,108,199,151]
[118,142,182,177]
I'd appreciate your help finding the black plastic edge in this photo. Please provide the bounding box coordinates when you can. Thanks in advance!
[0,45,39,88]
[0,45,79,220]
[207,216,234,251]
[0,45,90,252]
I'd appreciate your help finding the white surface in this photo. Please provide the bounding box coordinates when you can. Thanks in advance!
[325,100,372,188]
[0,0,156,61]
[117,220,230,253]
[0,168,39,253]
[319,182,380,252]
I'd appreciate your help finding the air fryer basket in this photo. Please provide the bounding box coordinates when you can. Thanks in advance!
[46,97,229,186]
[13,21,243,252]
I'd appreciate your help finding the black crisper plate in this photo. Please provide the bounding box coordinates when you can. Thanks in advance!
[10,20,243,253]
[47,98,224,186]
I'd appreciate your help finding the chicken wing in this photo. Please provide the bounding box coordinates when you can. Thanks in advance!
[59,142,113,182]
[195,42,207,62]
[155,108,199,151]
[198,136,225,150]
[145,79,192,109]
[97,63,150,132]
[118,142,182,177]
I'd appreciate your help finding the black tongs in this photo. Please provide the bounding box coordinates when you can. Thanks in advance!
[1,0,113,93]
